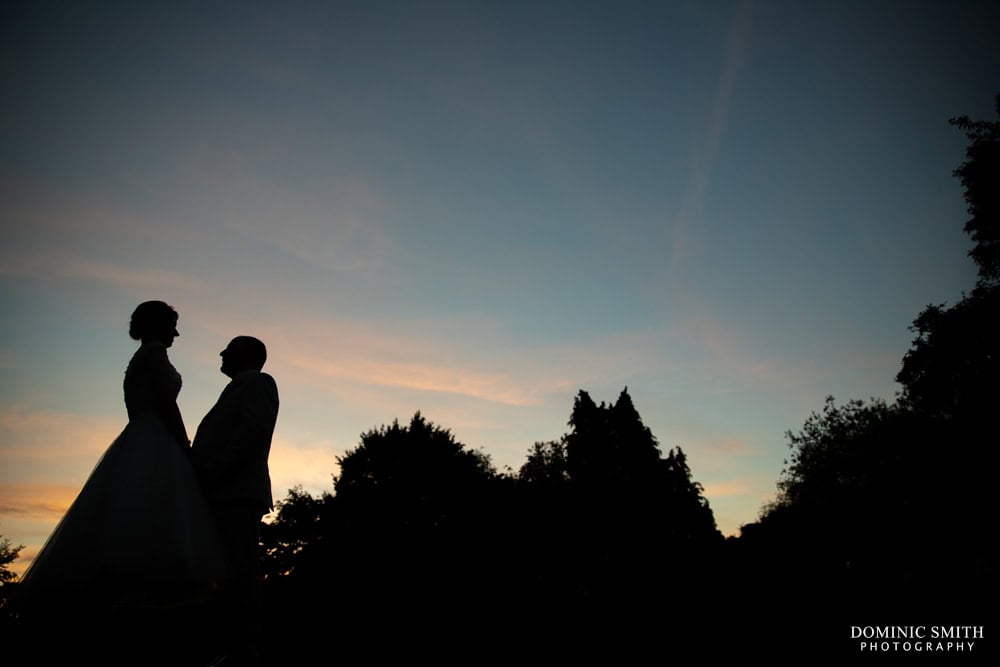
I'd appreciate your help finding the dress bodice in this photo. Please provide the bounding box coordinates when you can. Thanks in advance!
[124,341,182,420]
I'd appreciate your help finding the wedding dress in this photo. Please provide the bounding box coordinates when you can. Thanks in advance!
[21,341,228,610]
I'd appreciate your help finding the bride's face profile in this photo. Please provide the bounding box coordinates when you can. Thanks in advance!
[151,320,180,348]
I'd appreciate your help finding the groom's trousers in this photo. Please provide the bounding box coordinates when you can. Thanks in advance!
[211,502,265,664]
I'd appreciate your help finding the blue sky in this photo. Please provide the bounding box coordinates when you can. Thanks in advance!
[2,0,997,575]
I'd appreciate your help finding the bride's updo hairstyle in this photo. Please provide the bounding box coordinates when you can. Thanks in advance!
[129,301,179,341]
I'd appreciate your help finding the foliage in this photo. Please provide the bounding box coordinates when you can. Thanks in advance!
[564,388,666,490]
[518,439,570,488]
[334,411,496,533]
[896,286,1000,420]
[1,531,25,625]
[260,486,331,580]
[773,396,896,510]
[522,388,721,553]
[1,532,24,587]
[751,98,1000,587]
[658,445,720,545]
[896,97,1000,421]
[950,94,1000,285]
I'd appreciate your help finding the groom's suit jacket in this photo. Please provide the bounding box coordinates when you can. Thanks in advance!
[192,369,279,513]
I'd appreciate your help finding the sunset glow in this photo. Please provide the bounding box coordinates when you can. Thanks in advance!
[2,0,997,578]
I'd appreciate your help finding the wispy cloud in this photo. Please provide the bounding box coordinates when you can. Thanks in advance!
[699,435,761,458]
[0,185,208,299]
[291,356,537,407]
[0,482,82,576]
[208,181,396,276]
[0,404,119,571]
[163,129,398,278]
[0,406,119,468]
[274,319,658,409]
[176,296,660,411]
[702,478,756,499]
[675,310,816,393]
[0,482,79,519]
[67,259,206,293]
[670,0,753,267]
[0,252,202,298]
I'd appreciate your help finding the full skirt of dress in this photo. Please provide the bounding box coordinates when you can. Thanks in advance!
[20,413,229,611]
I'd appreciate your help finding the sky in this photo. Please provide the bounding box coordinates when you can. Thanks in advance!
[2,0,998,577]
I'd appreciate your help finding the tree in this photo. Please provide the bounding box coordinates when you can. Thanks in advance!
[551,388,723,657]
[755,98,1000,580]
[332,413,499,635]
[772,397,897,512]
[751,392,986,592]
[564,390,612,487]
[1,530,25,629]
[950,94,1000,285]
[260,414,505,658]
[891,102,999,563]
[260,486,331,581]
[518,439,570,488]
[658,446,721,547]
[898,96,1000,420]
[609,388,663,484]
[527,388,721,570]
[334,411,496,530]
[0,532,23,587]
[896,287,1000,421]
[564,387,670,491]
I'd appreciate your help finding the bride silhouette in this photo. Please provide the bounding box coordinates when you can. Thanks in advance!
[20,301,228,621]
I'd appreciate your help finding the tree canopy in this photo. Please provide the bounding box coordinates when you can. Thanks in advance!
[750,97,1000,592]
[1,531,24,587]
[950,94,1000,285]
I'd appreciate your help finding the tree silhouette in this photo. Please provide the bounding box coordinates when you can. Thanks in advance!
[898,97,1000,422]
[0,531,22,587]
[518,439,570,488]
[559,388,720,550]
[337,411,494,494]
[510,388,723,659]
[658,446,721,548]
[333,412,496,541]
[564,389,611,486]
[321,413,502,654]
[894,98,1000,579]
[747,97,1000,614]
[759,398,935,573]
[1,530,24,632]
[896,287,1000,421]
[950,94,1000,285]
[259,485,330,581]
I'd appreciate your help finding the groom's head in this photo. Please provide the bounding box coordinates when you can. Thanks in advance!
[220,336,267,378]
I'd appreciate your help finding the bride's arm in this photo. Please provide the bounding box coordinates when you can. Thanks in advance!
[161,398,191,449]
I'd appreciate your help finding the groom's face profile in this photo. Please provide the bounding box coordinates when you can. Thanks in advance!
[220,338,251,378]
[219,336,266,378]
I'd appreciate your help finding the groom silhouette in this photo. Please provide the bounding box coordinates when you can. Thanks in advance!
[192,336,279,667]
